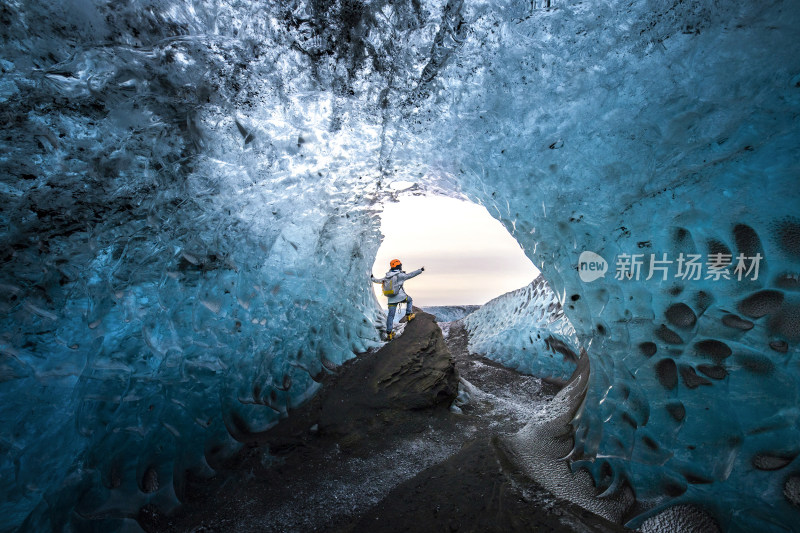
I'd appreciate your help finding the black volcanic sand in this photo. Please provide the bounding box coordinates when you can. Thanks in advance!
[145,310,625,533]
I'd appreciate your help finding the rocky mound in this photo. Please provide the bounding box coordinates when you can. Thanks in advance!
[246,308,458,455]
[317,308,459,438]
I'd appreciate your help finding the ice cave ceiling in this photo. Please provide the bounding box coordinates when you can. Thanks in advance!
[1,0,799,531]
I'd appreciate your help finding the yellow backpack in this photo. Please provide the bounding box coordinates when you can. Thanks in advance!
[382,275,398,296]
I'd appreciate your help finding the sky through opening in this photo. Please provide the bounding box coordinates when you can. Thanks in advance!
[372,195,539,307]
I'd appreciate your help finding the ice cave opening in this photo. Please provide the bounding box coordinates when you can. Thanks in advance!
[371,193,540,307]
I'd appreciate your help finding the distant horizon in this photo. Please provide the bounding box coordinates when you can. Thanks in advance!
[372,195,539,307]
[379,303,484,310]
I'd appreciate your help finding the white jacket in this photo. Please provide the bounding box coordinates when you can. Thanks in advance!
[371,268,423,304]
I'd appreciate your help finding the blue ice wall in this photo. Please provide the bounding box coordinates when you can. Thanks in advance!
[463,277,578,382]
[418,1,800,530]
[1,0,799,531]
[0,1,390,530]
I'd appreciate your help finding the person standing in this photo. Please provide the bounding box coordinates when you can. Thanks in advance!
[371,259,424,340]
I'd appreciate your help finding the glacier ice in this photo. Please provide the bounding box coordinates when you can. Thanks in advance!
[463,277,579,382]
[423,305,481,323]
[1,0,799,531]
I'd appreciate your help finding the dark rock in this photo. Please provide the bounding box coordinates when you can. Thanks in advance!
[318,308,459,437]
[254,310,458,455]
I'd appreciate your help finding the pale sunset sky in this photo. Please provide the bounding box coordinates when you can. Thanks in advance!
[372,195,539,306]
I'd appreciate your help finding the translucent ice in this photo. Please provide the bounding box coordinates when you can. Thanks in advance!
[463,277,578,382]
[1,0,799,531]
[422,305,481,323]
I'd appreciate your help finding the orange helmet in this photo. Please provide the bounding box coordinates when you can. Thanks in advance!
[390,259,402,269]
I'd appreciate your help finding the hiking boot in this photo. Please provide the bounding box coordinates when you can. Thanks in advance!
[400,313,415,323]
[387,331,395,341]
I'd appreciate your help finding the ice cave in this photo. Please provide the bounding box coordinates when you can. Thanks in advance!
[1,0,799,531]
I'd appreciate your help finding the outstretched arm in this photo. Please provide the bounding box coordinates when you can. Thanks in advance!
[402,267,424,280]
[370,274,384,284]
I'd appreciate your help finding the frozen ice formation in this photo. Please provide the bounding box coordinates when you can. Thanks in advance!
[1,0,799,531]
[463,277,578,382]
[422,305,481,323]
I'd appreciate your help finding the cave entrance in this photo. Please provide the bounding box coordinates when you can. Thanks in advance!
[372,193,539,308]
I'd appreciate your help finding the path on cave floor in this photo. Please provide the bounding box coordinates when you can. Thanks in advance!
[153,320,591,533]
[441,320,560,430]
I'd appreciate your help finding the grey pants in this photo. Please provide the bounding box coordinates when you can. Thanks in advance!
[386,296,412,333]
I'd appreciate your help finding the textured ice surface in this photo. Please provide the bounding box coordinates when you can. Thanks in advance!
[0,1,389,529]
[1,0,799,530]
[504,355,635,524]
[421,305,481,322]
[463,277,578,381]
[639,505,721,533]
